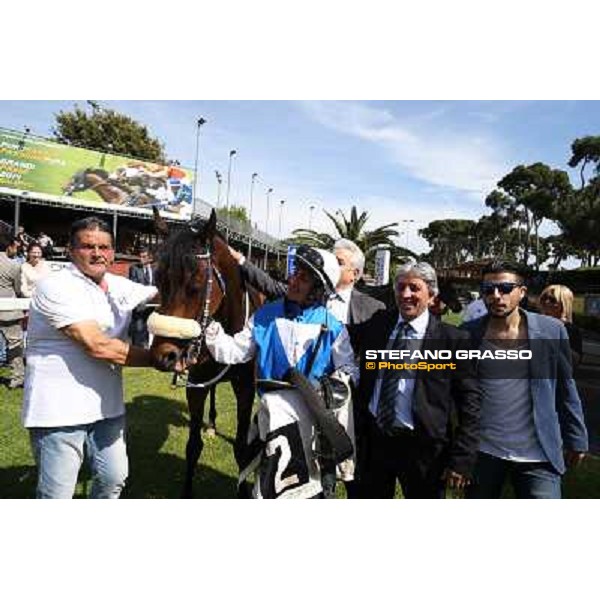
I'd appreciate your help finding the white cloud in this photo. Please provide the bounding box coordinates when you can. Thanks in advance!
[300,100,510,197]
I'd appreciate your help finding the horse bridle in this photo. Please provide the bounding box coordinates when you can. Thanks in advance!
[182,244,227,367]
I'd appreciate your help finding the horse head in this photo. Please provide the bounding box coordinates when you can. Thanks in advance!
[149,209,230,372]
[63,168,110,196]
[63,169,88,195]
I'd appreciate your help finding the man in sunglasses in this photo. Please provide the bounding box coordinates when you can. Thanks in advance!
[462,261,588,498]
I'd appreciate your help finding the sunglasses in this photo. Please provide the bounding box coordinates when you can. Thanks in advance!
[480,281,521,295]
[540,296,560,306]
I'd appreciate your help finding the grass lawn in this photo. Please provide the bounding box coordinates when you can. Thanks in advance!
[1,366,599,498]
[0,367,242,499]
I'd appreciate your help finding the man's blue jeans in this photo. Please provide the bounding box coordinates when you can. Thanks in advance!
[468,451,561,499]
[29,415,128,499]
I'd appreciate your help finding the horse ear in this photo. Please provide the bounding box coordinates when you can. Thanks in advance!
[206,209,217,237]
[152,206,169,236]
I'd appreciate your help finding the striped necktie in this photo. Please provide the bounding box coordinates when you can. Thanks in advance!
[376,322,413,432]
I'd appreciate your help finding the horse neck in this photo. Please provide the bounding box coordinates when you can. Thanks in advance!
[88,174,126,204]
[212,237,246,332]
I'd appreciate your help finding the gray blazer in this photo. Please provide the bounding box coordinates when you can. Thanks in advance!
[461,310,588,473]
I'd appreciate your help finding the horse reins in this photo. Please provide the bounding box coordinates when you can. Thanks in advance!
[183,246,224,362]
[180,244,247,390]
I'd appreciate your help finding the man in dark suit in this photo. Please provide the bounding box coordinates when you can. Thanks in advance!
[128,247,156,348]
[356,260,480,499]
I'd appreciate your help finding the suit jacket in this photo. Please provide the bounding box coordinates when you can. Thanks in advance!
[128,263,156,315]
[129,262,156,286]
[357,308,481,476]
[346,288,385,350]
[461,309,588,473]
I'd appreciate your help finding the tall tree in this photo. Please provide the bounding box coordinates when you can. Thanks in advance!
[485,163,571,269]
[568,136,600,189]
[52,101,166,163]
[290,205,410,262]
[419,219,478,267]
[216,205,249,226]
[553,176,600,266]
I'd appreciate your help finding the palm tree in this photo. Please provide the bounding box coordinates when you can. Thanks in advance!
[288,205,414,262]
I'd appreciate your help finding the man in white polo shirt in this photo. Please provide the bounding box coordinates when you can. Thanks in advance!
[22,216,173,499]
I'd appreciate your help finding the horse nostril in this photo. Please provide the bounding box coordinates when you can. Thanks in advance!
[166,350,179,365]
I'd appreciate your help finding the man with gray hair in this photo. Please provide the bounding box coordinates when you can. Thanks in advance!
[356,260,480,498]
[329,239,384,330]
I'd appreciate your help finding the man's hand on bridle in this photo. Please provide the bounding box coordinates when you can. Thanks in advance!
[227,245,244,265]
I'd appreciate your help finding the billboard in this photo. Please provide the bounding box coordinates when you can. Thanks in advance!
[0,127,194,218]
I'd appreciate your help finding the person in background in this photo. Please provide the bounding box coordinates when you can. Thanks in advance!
[37,231,54,259]
[16,225,29,254]
[20,243,52,298]
[0,236,25,388]
[538,284,582,367]
[461,292,487,323]
[6,238,25,265]
[128,247,156,348]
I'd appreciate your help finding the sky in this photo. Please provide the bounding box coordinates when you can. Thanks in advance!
[1,100,598,255]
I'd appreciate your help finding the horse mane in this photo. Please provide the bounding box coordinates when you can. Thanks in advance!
[86,168,110,178]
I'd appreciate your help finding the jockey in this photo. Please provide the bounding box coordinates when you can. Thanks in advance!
[205,245,358,499]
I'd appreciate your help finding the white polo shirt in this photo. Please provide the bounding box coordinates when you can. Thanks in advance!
[22,264,157,428]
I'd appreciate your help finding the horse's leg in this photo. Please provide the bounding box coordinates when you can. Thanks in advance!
[229,365,256,470]
[205,386,217,437]
[183,387,208,498]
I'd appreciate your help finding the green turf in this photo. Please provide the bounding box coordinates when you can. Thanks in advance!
[1,366,599,498]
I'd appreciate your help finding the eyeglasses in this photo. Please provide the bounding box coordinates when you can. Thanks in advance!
[480,281,521,295]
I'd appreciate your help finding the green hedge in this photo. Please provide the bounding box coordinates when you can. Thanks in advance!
[574,313,600,334]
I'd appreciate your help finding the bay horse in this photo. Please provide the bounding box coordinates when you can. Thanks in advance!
[150,209,262,498]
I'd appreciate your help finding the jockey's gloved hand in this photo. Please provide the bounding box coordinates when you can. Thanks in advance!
[204,320,222,343]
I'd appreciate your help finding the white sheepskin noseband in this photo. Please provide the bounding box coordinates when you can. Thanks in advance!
[147,312,202,340]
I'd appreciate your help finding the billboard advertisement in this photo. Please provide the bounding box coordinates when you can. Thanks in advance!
[0,127,194,218]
